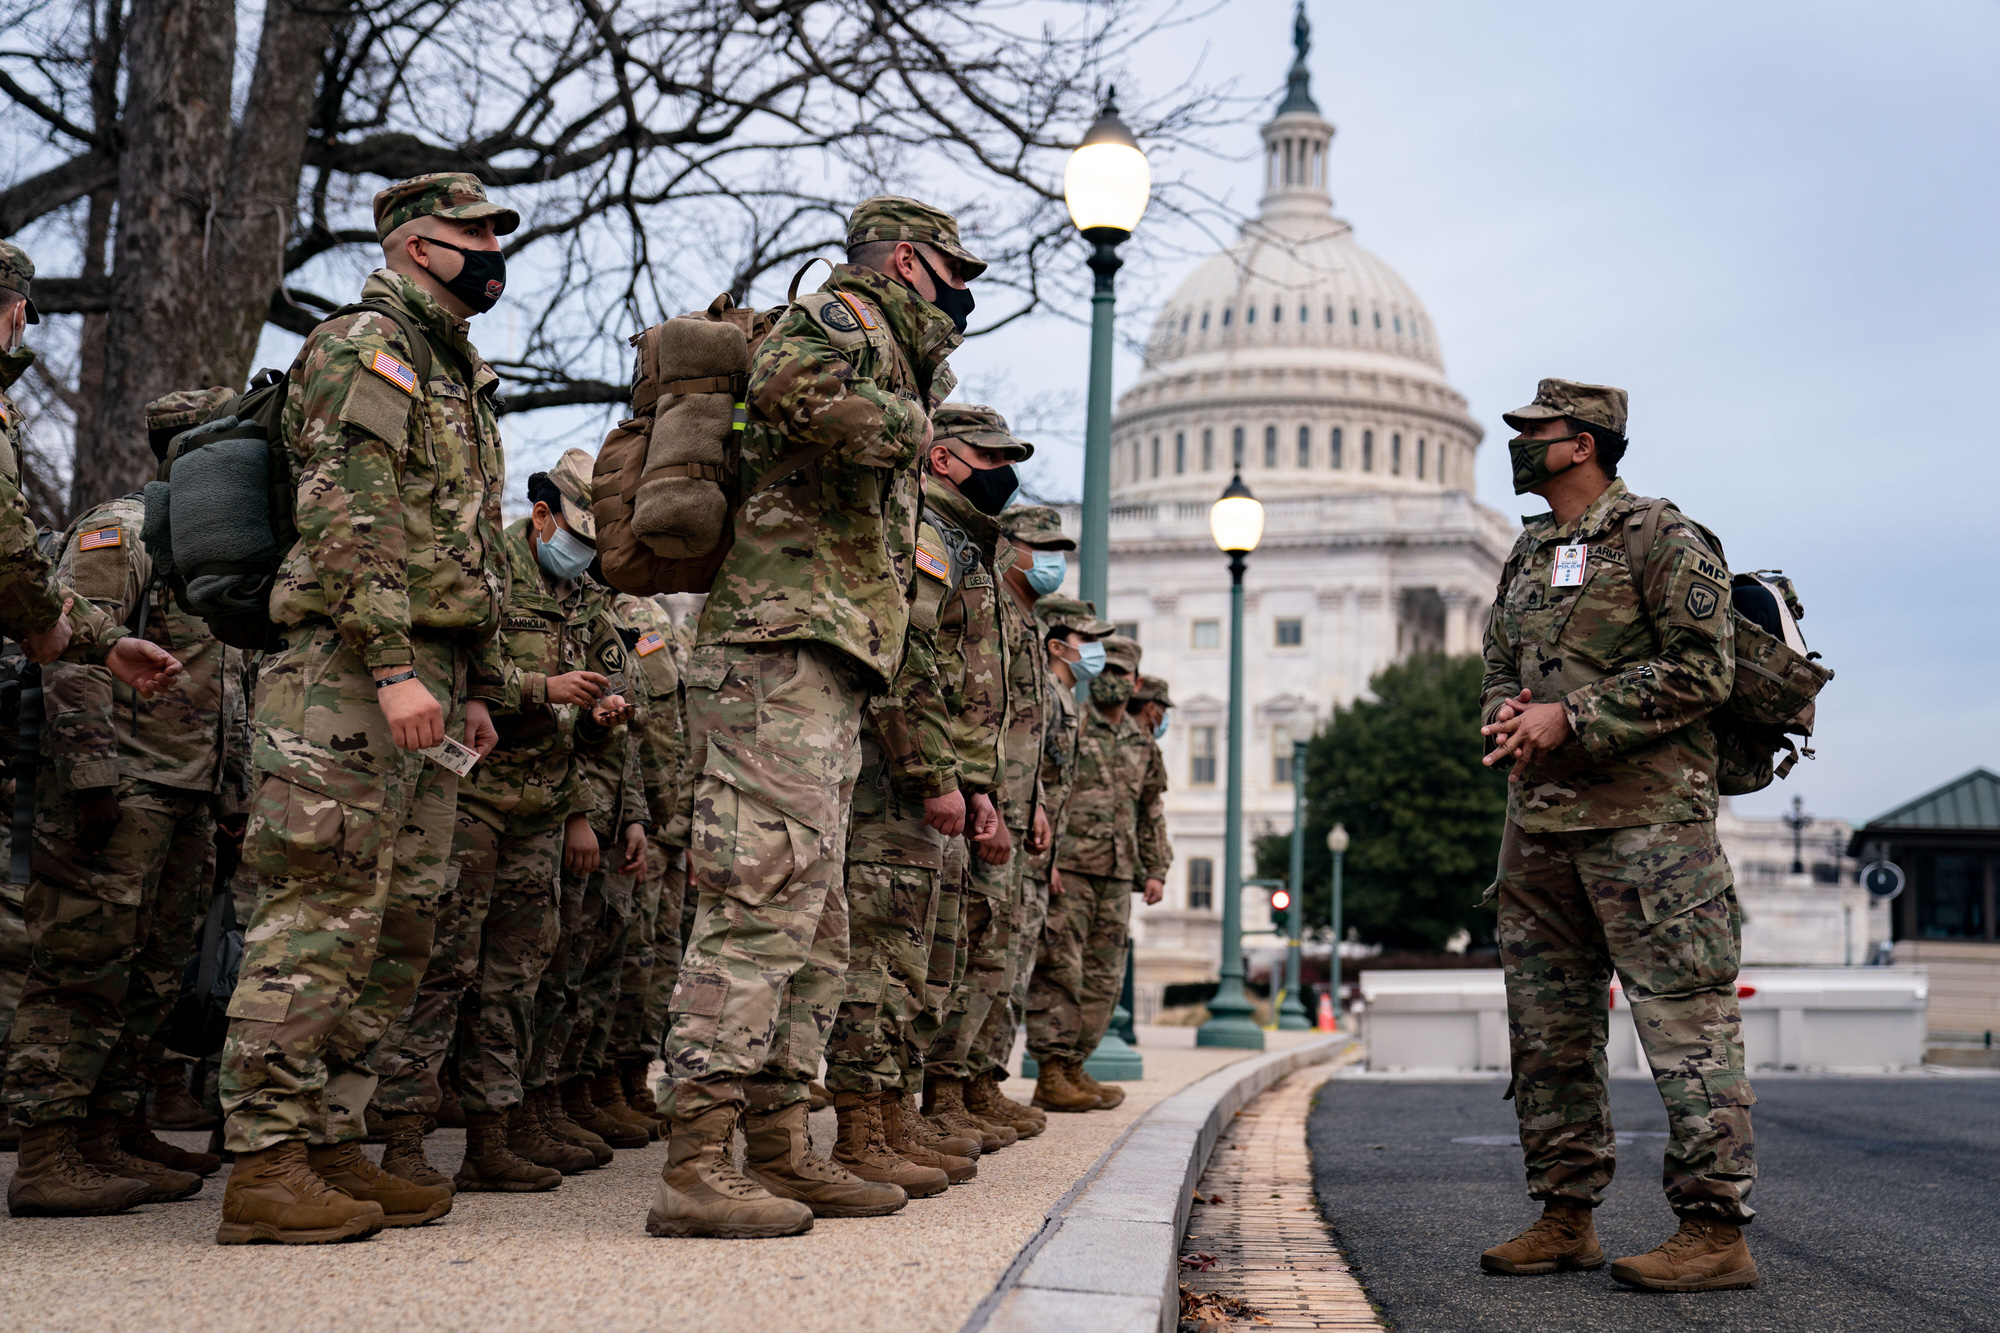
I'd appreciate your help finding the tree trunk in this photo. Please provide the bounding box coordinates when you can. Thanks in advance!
[75,0,235,514]
[72,0,124,467]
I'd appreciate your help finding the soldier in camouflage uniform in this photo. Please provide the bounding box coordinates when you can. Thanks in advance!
[1022,595,1109,1112]
[214,174,516,1245]
[652,195,979,1240]
[1476,379,1756,1293]
[4,406,250,1216]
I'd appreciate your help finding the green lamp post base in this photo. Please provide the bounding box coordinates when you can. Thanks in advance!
[1274,993,1313,1030]
[1196,992,1266,1050]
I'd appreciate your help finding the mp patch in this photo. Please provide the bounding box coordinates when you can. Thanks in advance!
[1685,582,1720,620]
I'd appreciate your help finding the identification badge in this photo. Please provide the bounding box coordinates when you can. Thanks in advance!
[420,736,480,777]
[602,670,632,701]
[1551,544,1588,587]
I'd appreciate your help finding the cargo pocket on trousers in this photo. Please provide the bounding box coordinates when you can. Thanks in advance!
[669,967,729,1047]
[1701,1067,1756,1110]
[697,733,837,909]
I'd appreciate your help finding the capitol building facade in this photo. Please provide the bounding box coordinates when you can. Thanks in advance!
[1100,28,1515,1011]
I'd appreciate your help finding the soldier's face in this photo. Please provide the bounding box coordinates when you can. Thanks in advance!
[0,296,22,351]
[892,243,965,302]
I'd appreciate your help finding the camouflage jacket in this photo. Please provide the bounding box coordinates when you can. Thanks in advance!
[462,519,624,837]
[698,264,960,691]
[1025,666,1080,884]
[43,496,249,802]
[1055,703,1142,882]
[270,270,506,691]
[992,561,1046,832]
[613,593,686,831]
[849,515,961,870]
[927,481,1004,801]
[570,589,648,836]
[1482,478,1735,833]
[1134,729,1172,882]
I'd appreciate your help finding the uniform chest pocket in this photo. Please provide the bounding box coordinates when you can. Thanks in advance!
[503,614,561,673]
[1549,549,1647,667]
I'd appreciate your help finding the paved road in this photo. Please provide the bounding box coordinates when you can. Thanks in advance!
[1305,1075,2000,1333]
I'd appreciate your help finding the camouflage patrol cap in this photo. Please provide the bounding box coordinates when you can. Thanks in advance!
[1132,674,1174,707]
[0,241,38,323]
[999,504,1075,551]
[1502,378,1628,437]
[847,195,987,280]
[1103,633,1141,675]
[145,387,235,436]
[374,172,520,242]
[933,402,1033,461]
[545,446,597,542]
[1036,594,1114,639]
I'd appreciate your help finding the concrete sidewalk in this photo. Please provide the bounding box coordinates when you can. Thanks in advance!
[1,1028,1311,1333]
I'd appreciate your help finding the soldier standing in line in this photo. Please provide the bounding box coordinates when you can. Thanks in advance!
[363,452,625,1192]
[1022,596,1111,1112]
[213,173,512,1245]
[650,195,979,1239]
[1477,379,1756,1292]
[4,398,250,1216]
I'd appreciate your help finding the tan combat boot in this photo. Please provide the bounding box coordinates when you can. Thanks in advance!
[1611,1217,1760,1291]
[456,1111,561,1192]
[927,1076,1016,1151]
[1480,1199,1605,1274]
[307,1141,454,1227]
[148,1060,218,1131]
[541,1084,614,1164]
[743,1101,908,1217]
[378,1114,454,1193]
[560,1077,642,1151]
[589,1070,659,1142]
[620,1059,669,1130]
[120,1114,222,1177]
[506,1099,596,1175]
[647,1104,813,1238]
[901,1091,980,1160]
[881,1091,975,1184]
[807,1080,833,1112]
[7,1120,152,1217]
[216,1141,385,1244]
[1070,1063,1126,1109]
[967,1071,1046,1139]
[75,1115,203,1202]
[829,1093,948,1198]
[1031,1059,1102,1113]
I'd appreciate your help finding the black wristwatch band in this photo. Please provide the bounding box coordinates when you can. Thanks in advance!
[374,670,419,689]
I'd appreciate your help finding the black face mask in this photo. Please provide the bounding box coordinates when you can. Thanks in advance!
[953,461,1018,516]
[420,235,507,313]
[911,248,975,334]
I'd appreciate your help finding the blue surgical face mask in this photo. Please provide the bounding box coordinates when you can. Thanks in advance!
[1026,551,1067,595]
[1153,715,1170,741]
[536,521,595,582]
[1070,640,1106,681]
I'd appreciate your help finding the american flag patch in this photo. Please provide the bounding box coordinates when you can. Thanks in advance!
[836,293,877,330]
[636,631,666,657]
[78,527,121,551]
[915,547,949,582]
[369,350,418,394]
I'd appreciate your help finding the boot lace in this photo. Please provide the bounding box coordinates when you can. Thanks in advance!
[1657,1218,1722,1259]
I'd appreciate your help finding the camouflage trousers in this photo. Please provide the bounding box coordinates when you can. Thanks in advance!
[4,778,214,1123]
[218,628,463,1152]
[528,835,635,1089]
[973,864,1046,1078]
[927,835,1022,1080]
[665,642,862,1118]
[453,820,561,1114]
[0,863,27,1078]
[911,840,967,1066]
[610,835,682,1065]
[825,860,940,1096]
[1027,871,1131,1063]
[1495,818,1756,1224]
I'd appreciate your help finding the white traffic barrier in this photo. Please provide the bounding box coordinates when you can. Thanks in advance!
[1360,967,1929,1073]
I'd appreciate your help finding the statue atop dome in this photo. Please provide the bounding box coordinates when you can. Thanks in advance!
[1278,2,1320,115]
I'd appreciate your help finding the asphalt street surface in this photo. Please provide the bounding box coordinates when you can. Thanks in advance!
[1305,1075,1999,1333]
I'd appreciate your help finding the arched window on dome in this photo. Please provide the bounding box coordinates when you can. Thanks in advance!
[1201,310,1210,331]
[1373,311,1382,330]
[1436,442,1448,486]
[1299,304,1309,324]
[1325,305,1334,324]
[1222,308,1233,327]
[1231,426,1245,470]
[1271,304,1281,323]
[1394,314,1403,334]
[1151,435,1161,479]
[1176,431,1187,475]
[1331,427,1343,469]
[1391,433,1402,475]
[1417,437,1426,480]
[1297,425,1311,468]
[1246,305,1256,325]
[1362,429,1374,472]
[1180,314,1189,336]
[1350,307,1359,326]
[1263,425,1277,468]
[1201,429,1214,472]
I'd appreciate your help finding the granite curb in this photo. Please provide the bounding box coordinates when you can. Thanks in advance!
[965,1034,1357,1333]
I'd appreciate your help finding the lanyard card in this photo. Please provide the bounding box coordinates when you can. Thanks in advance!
[1551,544,1588,588]
[421,736,480,777]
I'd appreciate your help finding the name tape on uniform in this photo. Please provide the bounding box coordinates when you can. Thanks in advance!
[369,350,420,395]
[78,527,122,552]
[1551,544,1588,587]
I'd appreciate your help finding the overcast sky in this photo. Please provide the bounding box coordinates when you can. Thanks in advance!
[951,0,2000,826]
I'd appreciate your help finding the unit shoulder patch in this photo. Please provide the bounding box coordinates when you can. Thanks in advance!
[1685,582,1719,620]
[1692,554,1728,586]
[795,292,868,350]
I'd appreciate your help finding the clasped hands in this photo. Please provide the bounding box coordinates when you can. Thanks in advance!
[1479,688,1572,781]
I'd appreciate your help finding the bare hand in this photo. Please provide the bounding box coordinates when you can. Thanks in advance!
[1030,804,1051,853]
[621,822,648,876]
[376,671,444,750]
[1049,867,1064,897]
[106,634,183,696]
[1142,877,1165,906]
[591,693,631,727]
[76,786,122,856]
[1488,687,1531,728]
[462,700,499,759]
[923,789,966,837]
[968,793,1002,842]
[1481,700,1572,779]
[547,671,609,708]
[21,601,74,665]
[564,813,601,877]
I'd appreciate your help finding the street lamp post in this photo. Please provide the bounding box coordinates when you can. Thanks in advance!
[1326,823,1348,1030]
[1198,475,1267,1050]
[1275,739,1312,1029]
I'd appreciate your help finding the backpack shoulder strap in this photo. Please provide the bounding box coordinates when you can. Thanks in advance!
[1624,496,1674,615]
[326,301,434,388]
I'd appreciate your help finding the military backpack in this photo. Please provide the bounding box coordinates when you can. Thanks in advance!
[1626,499,1833,795]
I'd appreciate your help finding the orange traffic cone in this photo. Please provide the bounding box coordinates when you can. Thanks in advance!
[1316,991,1337,1032]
